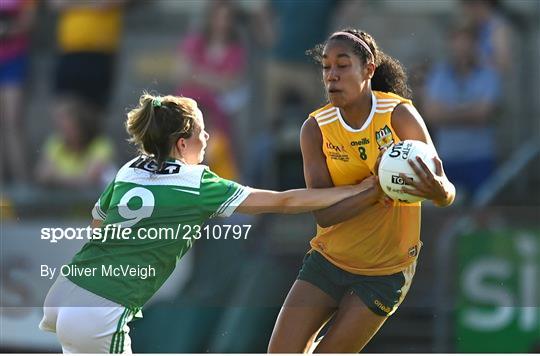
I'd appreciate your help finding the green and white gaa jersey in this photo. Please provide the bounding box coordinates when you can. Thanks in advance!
[66,156,251,309]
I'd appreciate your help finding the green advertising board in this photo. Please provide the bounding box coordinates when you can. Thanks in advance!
[456,230,540,352]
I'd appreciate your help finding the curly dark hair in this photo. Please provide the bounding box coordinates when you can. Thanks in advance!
[306,28,412,99]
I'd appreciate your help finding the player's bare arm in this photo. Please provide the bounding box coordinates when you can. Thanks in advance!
[391,103,455,206]
[300,117,383,228]
[236,176,375,215]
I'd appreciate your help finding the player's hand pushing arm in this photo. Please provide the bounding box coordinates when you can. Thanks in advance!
[298,118,384,228]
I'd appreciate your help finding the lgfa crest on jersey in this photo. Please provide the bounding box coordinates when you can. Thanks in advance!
[376,125,394,149]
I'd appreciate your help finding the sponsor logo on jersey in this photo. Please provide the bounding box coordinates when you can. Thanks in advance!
[374,299,392,314]
[328,152,350,162]
[350,138,370,146]
[408,245,418,257]
[376,125,394,149]
[325,142,345,152]
[325,141,349,162]
[130,156,181,174]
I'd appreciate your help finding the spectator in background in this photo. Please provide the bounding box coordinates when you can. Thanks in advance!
[174,0,246,180]
[50,0,126,111]
[36,96,115,188]
[460,0,511,73]
[241,0,343,190]
[0,0,36,183]
[261,0,342,124]
[423,24,501,199]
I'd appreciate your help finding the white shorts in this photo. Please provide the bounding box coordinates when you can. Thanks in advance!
[39,275,136,353]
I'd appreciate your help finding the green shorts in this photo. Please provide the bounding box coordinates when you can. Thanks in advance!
[297,251,417,317]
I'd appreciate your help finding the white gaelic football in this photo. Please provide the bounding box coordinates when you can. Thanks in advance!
[378,140,436,203]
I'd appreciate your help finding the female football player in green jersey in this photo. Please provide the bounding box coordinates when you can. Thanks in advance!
[39,93,378,353]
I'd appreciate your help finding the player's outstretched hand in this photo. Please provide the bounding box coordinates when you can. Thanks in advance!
[400,155,450,205]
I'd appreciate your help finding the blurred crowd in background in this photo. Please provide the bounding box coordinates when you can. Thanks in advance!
[1,0,539,353]
[1,0,538,200]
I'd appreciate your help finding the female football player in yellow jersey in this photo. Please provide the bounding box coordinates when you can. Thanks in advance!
[268,29,456,353]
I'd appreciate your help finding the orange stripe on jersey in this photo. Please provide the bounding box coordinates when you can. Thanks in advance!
[319,118,338,126]
[316,112,337,122]
[311,104,334,118]
[376,103,400,108]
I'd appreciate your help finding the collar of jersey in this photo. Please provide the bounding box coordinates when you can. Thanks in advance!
[336,92,377,133]
[165,156,184,165]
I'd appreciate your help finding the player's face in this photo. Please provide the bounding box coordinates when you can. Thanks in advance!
[322,40,373,108]
[180,109,209,165]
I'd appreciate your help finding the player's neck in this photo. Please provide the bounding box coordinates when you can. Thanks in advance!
[168,150,186,165]
[339,91,372,130]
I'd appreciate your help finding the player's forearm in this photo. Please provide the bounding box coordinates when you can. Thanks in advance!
[237,185,359,215]
[277,185,361,214]
[313,188,379,227]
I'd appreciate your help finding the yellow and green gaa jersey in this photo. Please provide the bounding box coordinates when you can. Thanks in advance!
[309,91,421,276]
[67,156,250,310]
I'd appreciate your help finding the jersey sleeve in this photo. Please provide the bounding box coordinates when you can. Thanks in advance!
[91,179,115,221]
[199,168,251,219]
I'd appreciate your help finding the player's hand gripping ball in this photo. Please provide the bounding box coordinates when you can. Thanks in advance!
[377,140,436,203]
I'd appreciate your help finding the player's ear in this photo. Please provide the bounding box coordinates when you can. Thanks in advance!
[175,137,187,156]
[365,62,376,80]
